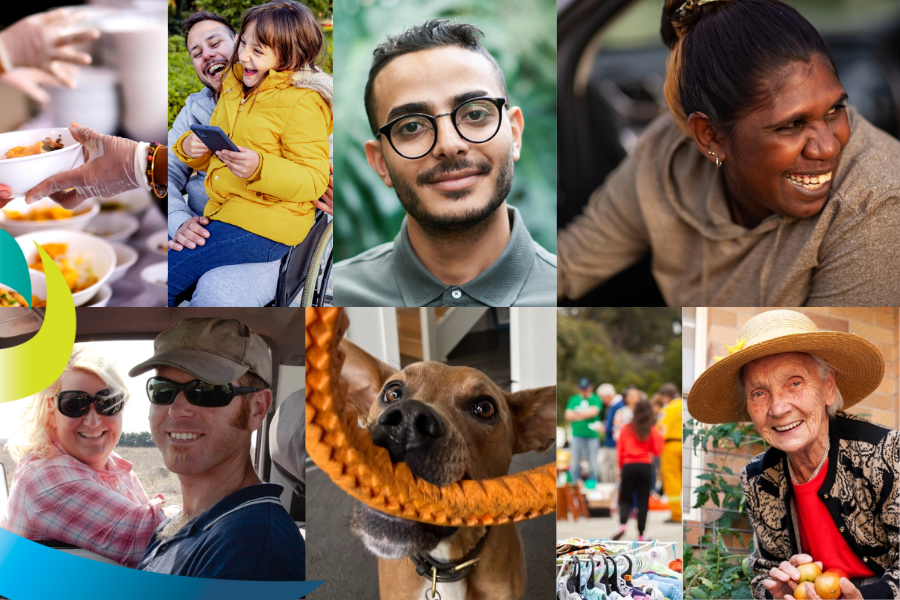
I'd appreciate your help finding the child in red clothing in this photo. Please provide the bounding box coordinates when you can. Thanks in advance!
[613,399,662,541]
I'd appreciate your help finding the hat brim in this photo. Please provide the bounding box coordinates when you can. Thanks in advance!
[688,331,884,424]
[128,347,250,385]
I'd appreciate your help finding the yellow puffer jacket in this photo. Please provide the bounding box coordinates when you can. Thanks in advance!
[172,65,332,246]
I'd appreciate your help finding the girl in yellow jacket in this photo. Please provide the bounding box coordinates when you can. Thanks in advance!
[169,0,332,306]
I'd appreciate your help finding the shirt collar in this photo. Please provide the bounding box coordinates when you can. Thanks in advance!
[164,483,285,542]
[392,206,535,306]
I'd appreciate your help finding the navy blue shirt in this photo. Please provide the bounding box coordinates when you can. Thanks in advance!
[138,483,305,580]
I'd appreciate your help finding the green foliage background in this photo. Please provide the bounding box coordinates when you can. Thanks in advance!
[557,308,682,425]
[117,431,156,447]
[168,0,334,129]
[333,0,557,261]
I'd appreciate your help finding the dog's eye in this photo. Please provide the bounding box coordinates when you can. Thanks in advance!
[473,399,495,419]
[383,383,403,403]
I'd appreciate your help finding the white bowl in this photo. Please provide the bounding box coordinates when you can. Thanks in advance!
[83,284,112,307]
[85,211,139,243]
[146,229,169,256]
[0,128,84,197]
[140,262,167,305]
[108,242,138,284]
[0,269,47,307]
[15,230,115,307]
[0,197,99,237]
[96,188,153,214]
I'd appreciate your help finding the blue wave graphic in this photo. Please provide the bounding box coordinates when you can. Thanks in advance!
[0,528,324,599]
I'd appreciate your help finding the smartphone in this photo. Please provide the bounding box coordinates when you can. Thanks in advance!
[190,124,240,154]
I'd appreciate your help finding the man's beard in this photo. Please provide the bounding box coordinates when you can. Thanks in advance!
[388,151,514,239]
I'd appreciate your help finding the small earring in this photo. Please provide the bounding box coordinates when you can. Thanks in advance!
[716,156,721,169]
[707,150,716,156]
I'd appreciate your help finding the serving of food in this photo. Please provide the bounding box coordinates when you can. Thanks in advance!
[0,197,99,236]
[0,127,83,197]
[27,242,98,293]
[2,136,65,160]
[15,230,115,307]
[4,205,76,221]
[0,289,47,308]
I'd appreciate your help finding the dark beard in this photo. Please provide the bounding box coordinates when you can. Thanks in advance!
[388,152,514,239]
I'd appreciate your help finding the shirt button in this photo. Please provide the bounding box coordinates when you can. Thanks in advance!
[451,290,462,299]
[241,99,246,104]
[214,176,219,180]
[227,88,231,93]
[256,192,261,197]
[160,544,168,552]
[823,494,829,499]
[839,527,845,532]
[864,557,868,562]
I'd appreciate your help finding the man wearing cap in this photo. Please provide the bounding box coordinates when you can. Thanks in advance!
[688,309,898,600]
[565,378,603,483]
[129,317,306,580]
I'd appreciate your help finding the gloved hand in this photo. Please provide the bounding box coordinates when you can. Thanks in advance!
[0,9,99,87]
[0,66,74,104]
[25,122,141,208]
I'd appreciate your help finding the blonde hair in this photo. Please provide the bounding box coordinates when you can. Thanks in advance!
[6,345,130,462]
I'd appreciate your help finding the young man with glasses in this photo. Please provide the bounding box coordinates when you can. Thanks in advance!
[333,19,556,307]
[128,317,305,580]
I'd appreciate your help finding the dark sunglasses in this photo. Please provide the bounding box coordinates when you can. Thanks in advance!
[146,377,263,408]
[56,390,125,419]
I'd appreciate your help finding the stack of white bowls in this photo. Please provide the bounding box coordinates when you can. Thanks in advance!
[48,67,119,135]
[96,14,167,143]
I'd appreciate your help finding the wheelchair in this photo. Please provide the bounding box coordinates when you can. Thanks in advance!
[173,209,333,307]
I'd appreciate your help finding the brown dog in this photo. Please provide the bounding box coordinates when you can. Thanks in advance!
[339,338,556,600]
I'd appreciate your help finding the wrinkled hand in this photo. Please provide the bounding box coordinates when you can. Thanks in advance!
[785,578,863,600]
[0,184,12,209]
[0,8,99,87]
[25,122,140,208]
[216,146,260,179]
[0,66,73,104]
[763,555,822,599]
[311,163,333,215]
[169,216,210,251]
[182,133,210,160]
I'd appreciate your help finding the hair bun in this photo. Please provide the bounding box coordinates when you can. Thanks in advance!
[661,0,734,48]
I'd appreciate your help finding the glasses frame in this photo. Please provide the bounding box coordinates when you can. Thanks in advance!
[377,97,507,159]
[56,390,125,419]
[146,377,263,408]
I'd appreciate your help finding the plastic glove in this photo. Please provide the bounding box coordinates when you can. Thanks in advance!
[25,122,141,209]
[0,66,72,104]
[0,9,99,87]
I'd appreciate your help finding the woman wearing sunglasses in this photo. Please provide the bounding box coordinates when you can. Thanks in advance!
[1,346,166,568]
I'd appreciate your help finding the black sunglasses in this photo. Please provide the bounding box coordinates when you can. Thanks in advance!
[146,377,263,408]
[56,390,125,419]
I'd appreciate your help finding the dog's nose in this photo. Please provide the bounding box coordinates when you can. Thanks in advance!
[373,400,445,463]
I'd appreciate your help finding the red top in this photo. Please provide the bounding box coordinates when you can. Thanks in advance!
[793,459,875,578]
[617,423,663,469]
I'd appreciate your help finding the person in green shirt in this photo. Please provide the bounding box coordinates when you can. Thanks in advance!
[565,377,603,482]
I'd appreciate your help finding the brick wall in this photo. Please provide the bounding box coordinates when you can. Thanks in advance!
[685,307,898,549]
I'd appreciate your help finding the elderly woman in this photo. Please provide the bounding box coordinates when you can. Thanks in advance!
[689,310,899,599]
[0,346,166,567]
[558,0,900,306]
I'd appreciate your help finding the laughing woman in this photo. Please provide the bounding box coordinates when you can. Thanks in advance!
[0,346,165,568]
[557,0,900,307]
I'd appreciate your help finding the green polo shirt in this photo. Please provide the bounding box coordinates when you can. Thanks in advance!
[333,206,557,307]
[566,393,602,438]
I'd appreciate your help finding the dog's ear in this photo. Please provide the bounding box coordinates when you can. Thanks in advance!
[506,386,557,454]
[339,339,397,418]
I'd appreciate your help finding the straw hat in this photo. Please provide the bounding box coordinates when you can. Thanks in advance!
[688,310,884,424]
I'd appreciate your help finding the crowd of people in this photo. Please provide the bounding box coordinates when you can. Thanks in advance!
[564,380,682,541]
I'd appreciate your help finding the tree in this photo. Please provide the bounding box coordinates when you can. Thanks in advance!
[117,432,156,447]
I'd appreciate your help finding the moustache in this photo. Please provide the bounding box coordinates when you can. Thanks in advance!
[416,159,492,187]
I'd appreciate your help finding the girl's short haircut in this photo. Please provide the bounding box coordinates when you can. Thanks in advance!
[229,0,325,84]
[6,345,130,463]
[661,0,838,137]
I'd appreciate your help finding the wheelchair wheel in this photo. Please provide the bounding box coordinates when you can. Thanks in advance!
[298,220,332,307]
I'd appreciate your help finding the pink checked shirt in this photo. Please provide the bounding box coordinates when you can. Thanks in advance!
[0,442,166,567]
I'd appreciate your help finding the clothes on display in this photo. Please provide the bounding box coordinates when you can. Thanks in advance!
[556,539,682,600]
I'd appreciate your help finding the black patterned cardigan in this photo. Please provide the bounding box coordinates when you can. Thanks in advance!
[740,413,900,599]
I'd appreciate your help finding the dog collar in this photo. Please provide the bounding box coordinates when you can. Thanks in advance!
[411,527,491,586]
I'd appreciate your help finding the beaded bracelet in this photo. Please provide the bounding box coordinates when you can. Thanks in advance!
[146,141,167,199]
